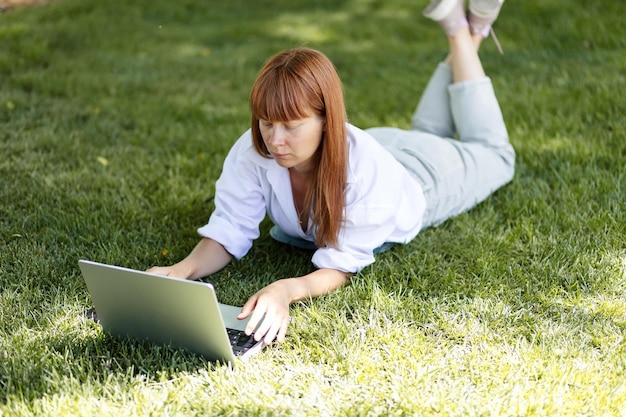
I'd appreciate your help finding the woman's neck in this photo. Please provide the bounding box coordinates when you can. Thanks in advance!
[289,168,311,231]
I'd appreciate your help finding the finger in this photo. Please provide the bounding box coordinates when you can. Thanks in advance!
[263,317,284,345]
[237,296,257,320]
[251,309,275,341]
[236,309,250,320]
[149,266,184,279]
[275,317,290,343]
[245,303,268,337]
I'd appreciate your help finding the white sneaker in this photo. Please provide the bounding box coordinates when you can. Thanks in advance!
[468,0,505,36]
[423,0,468,37]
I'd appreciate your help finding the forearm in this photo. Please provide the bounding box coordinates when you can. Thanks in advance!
[284,268,351,303]
[169,238,232,280]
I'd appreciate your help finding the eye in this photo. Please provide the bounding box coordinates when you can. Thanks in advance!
[260,120,272,128]
[285,121,303,130]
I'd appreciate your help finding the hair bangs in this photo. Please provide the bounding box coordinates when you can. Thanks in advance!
[252,68,321,123]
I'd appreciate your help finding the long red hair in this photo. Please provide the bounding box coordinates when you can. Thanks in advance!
[249,47,347,248]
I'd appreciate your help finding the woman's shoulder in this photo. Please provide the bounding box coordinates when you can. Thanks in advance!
[346,123,375,142]
[228,129,254,153]
[345,123,398,164]
[226,129,273,167]
[342,124,416,208]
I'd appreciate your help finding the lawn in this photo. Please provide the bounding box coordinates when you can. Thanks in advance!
[1,0,625,415]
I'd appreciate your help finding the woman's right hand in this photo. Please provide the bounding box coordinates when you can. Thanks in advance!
[146,265,190,279]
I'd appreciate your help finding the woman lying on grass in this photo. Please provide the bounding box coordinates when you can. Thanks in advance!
[149,0,515,345]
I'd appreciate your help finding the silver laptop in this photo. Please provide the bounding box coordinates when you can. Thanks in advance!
[78,259,265,363]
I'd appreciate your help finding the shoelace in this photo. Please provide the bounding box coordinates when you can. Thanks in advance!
[490,27,504,55]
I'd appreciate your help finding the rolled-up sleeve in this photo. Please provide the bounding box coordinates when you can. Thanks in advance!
[312,206,395,272]
[197,132,267,259]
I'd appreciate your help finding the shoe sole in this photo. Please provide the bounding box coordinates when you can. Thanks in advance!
[423,0,460,21]
[469,0,504,19]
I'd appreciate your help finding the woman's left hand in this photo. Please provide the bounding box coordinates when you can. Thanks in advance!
[237,279,295,344]
[237,269,349,344]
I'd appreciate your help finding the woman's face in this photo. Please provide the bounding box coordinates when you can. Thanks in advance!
[259,114,324,174]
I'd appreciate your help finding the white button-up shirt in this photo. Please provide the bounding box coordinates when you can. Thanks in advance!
[197,124,426,273]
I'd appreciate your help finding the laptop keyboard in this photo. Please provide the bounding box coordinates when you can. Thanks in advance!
[226,328,259,356]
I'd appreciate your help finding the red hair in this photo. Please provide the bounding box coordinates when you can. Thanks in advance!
[249,47,347,248]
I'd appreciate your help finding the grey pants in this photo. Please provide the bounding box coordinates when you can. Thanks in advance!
[367,62,515,229]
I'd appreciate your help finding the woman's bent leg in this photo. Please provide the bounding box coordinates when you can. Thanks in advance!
[450,78,510,149]
[375,31,514,228]
[411,63,455,139]
[444,78,515,220]
[390,1,514,228]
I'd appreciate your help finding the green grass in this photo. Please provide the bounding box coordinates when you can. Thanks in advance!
[1,0,625,415]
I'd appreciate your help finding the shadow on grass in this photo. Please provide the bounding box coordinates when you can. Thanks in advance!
[0,317,215,403]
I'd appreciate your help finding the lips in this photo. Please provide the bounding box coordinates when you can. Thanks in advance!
[271,152,289,159]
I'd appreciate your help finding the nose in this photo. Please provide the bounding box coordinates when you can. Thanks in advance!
[267,125,287,147]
